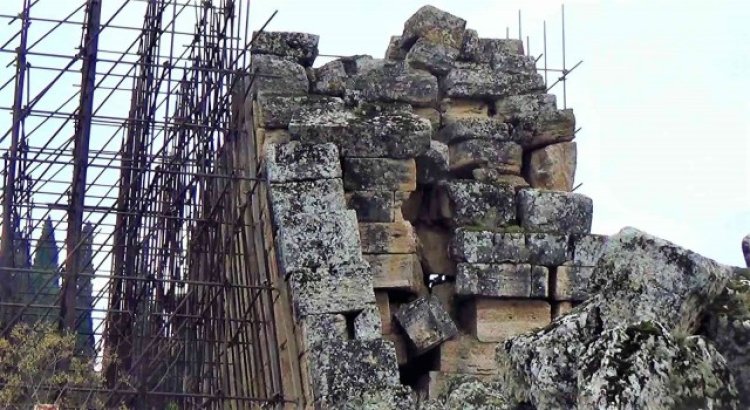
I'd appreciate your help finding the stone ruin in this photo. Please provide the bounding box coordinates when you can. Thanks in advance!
[230,5,750,409]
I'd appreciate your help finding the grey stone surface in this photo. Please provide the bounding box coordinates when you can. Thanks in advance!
[299,313,347,350]
[448,139,522,174]
[511,108,576,149]
[348,60,439,106]
[268,179,345,225]
[491,52,536,74]
[406,37,459,75]
[459,29,480,61]
[554,264,591,302]
[251,31,319,66]
[275,210,363,274]
[394,295,458,354]
[346,191,395,222]
[578,322,738,409]
[257,94,344,129]
[456,263,538,298]
[462,38,525,63]
[494,93,558,122]
[437,116,510,144]
[450,229,525,263]
[354,303,383,341]
[343,157,416,192]
[526,141,577,191]
[471,169,529,190]
[416,140,450,184]
[322,385,416,410]
[265,142,341,183]
[436,180,516,229]
[289,263,375,317]
[249,54,309,96]
[569,233,608,266]
[525,232,569,266]
[401,5,467,49]
[289,103,432,158]
[530,265,549,298]
[385,35,408,60]
[311,60,348,96]
[442,62,544,99]
[516,189,593,234]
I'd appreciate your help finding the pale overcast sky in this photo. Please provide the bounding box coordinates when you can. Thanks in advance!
[1,1,748,267]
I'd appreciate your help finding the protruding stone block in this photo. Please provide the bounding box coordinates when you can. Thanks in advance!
[366,253,425,294]
[416,140,450,184]
[435,180,516,228]
[401,5,467,49]
[359,220,417,254]
[269,179,345,225]
[442,62,544,99]
[438,334,500,376]
[517,189,593,234]
[311,60,348,96]
[463,298,551,342]
[461,37,525,62]
[299,313,347,350]
[449,139,522,174]
[525,232,569,266]
[385,35,408,60]
[494,93,557,122]
[437,117,510,144]
[354,303,383,340]
[276,210,363,273]
[265,142,341,183]
[256,94,343,129]
[492,52,537,74]
[343,158,417,192]
[527,142,577,191]
[348,60,439,107]
[249,54,309,96]
[251,31,319,66]
[512,109,576,149]
[456,263,546,298]
[346,191,395,222]
[289,263,375,317]
[415,224,456,276]
[394,295,458,354]
[406,37,459,75]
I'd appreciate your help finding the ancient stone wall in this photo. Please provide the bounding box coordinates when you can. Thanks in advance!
[231,5,746,409]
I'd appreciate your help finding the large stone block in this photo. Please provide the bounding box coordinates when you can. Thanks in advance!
[394,295,458,354]
[366,253,425,294]
[494,93,557,122]
[257,94,344,129]
[268,179,345,225]
[472,169,530,190]
[311,60,348,96]
[442,62,544,99]
[512,108,576,149]
[456,263,547,298]
[441,98,489,120]
[354,303,383,341]
[435,180,516,228]
[250,31,319,66]
[449,139,522,174]
[450,229,525,263]
[517,189,593,234]
[554,234,608,301]
[525,232,569,266]
[276,210,363,273]
[438,334,501,376]
[416,140,450,184]
[527,142,577,191]
[299,313,347,351]
[461,37,525,62]
[265,142,341,183]
[416,224,456,276]
[401,5,467,49]
[359,220,417,254]
[464,298,551,342]
[492,51,537,75]
[437,116,510,144]
[249,54,309,96]
[343,158,417,192]
[348,60,439,107]
[346,191,395,222]
[406,37,459,75]
[385,35,408,60]
[289,103,432,158]
[289,263,375,317]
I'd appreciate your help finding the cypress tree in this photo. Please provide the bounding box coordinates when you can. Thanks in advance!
[29,217,60,324]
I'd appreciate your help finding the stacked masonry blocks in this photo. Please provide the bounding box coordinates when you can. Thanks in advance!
[250,5,606,406]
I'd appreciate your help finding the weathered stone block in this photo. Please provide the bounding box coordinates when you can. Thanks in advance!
[527,142,577,191]
[385,35,408,60]
[251,31,319,66]
[375,291,393,334]
[472,169,530,190]
[354,303,383,340]
[512,108,576,149]
[257,94,343,129]
[517,189,593,234]
[438,334,500,376]
[276,210,363,273]
[554,264,591,302]
[299,313,347,350]
[449,139,522,174]
[552,301,574,319]
[570,233,608,267]
[492,51,537,74]
[269,179,345,225]
[461,37,525,62]
[289,263,375,317]
[494,93,557,122]
[441,98,488,119]
[415,224,456,276]
[343,158,417,192]
[359,220,417,254]
[450,229,525,263]
[525,232,569,266]
[289,103,432,158]
[346,191,395,222]
[456,263,538,298]
[406,37,459,75]
[348,60,439,107]
[311,60,348,96]
[437,117,510,144]
[464,298,551,342]
[249,54,309,96]
[530,265,549,298]
[366,253,424,294]
[414,107,441,131]
[401,5,467,49]
[435,180,516,228]
[416,140,450,185]
[265,142,341,183]
[394,295,458,354]
[442,62,544,99]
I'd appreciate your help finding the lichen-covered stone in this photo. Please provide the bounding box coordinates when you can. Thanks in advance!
[512,108,576,149]
[471,169,529,190]
[249,54,309,96]
[435,180,516,228]
[527,142,577,191]
[359,220,417,254]
[346,191,395,222]
[275,210,363,273]
[442,62,544,99]
[343,158,417,192]
[456,263,539,298]
[268,179,345,225]
[449,139,522,174]
[385,35,408,60]
[462,38,525,63]
[459,29,480,61]
[394,295,458,354]
[289,263,375,317]
[250,31,319,66]
[494,93,557,122]
[530,265,549,298]
[348,60,439,107]
[401,5,467,50]
[289,103,432,158]
[516,188,593,234]
[257,94,344,129]
[578,322,739,409]
[450,229,525,263]
[354,303,383,340]
[525,232,569,266]
[491,52,537,75]
[299,313,347,350]
[554,264,591,302]
[265,142,341,183]
[416,140,450,184]
[406,37,459,75]
[311,60,348,96]
[437,117,510,144]
[324,385,416,410]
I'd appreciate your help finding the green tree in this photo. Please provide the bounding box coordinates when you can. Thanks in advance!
[75,223,95,357]
[28,217,60,324]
